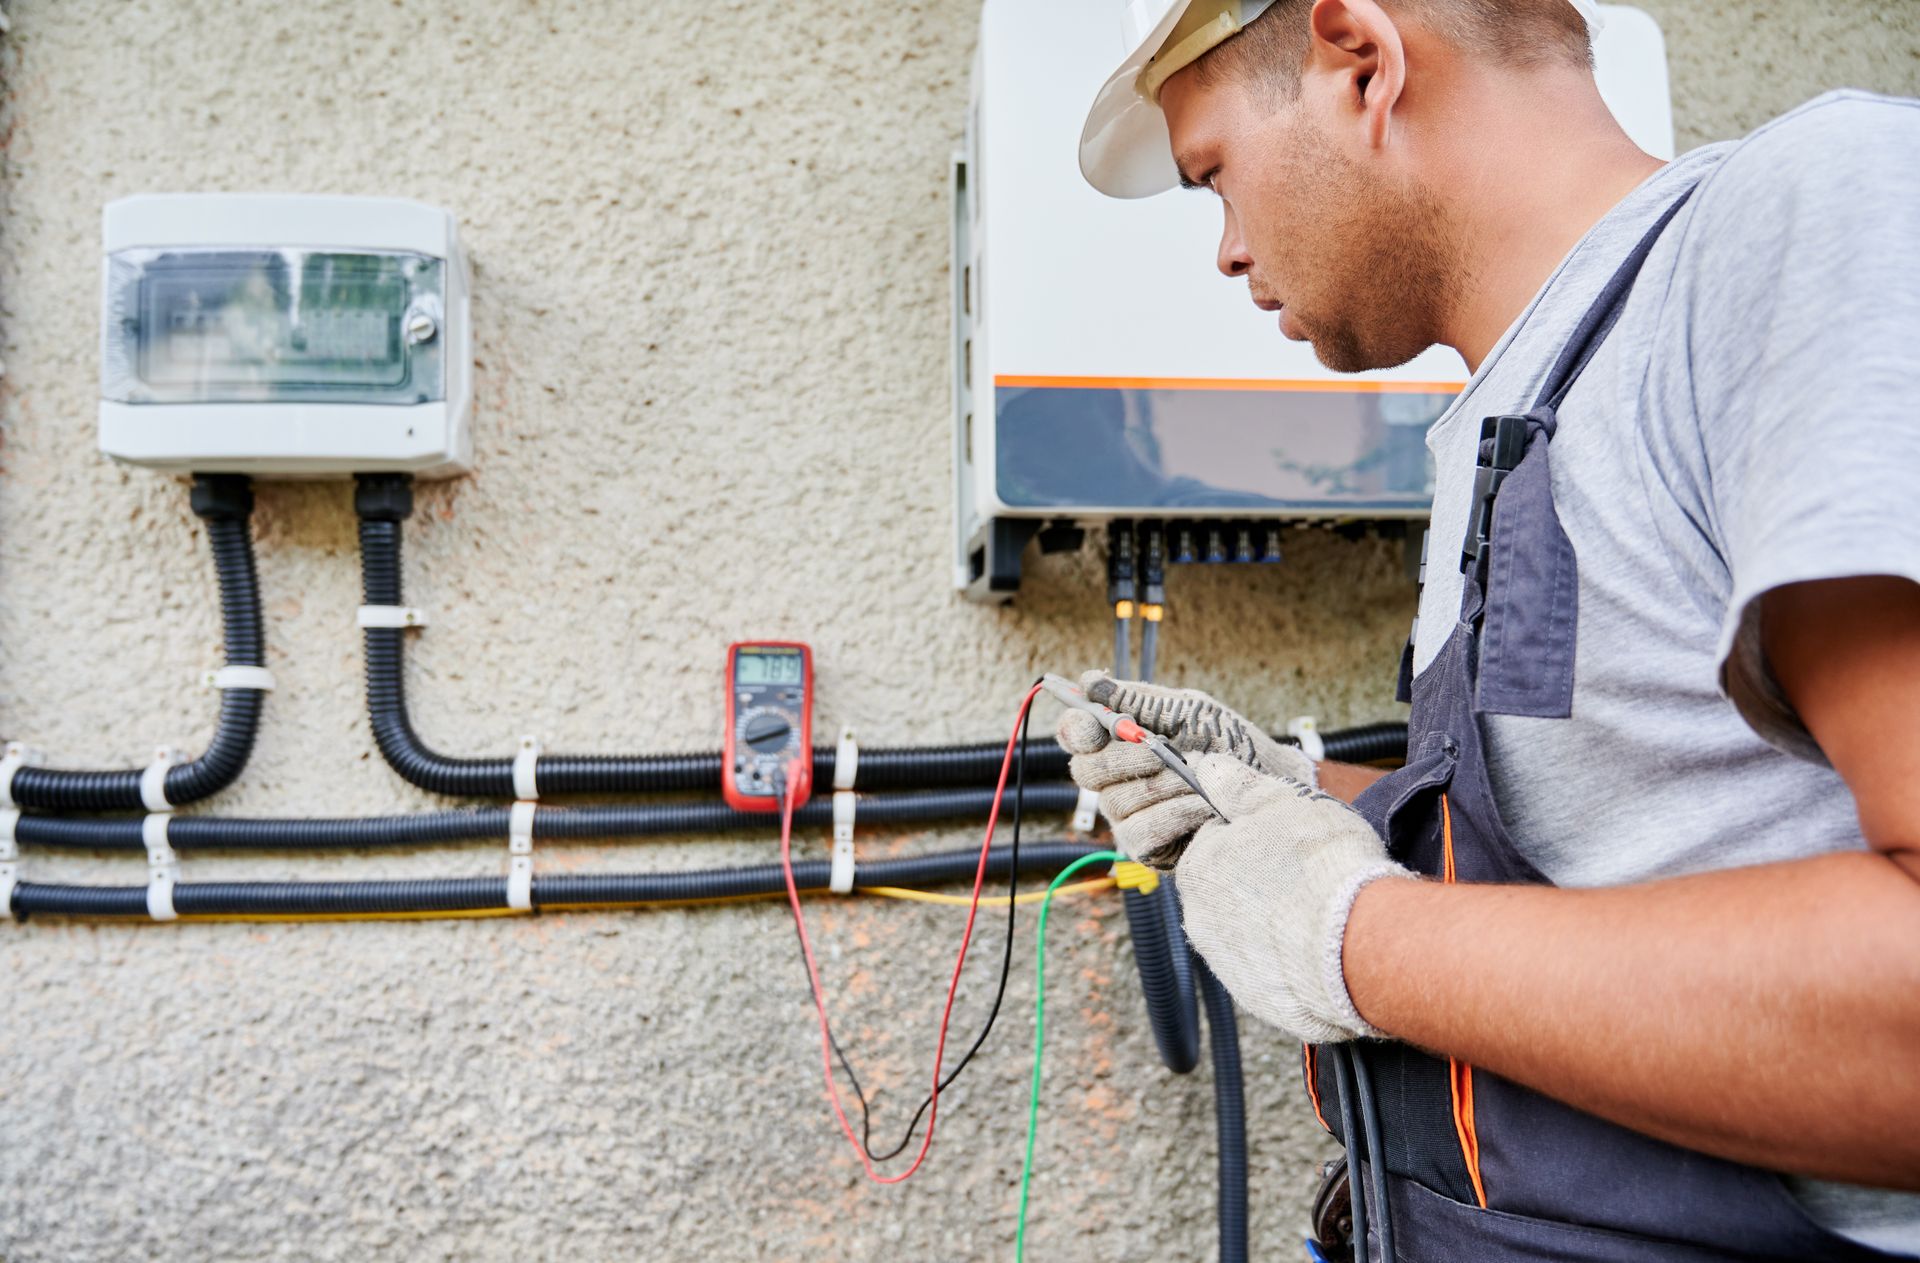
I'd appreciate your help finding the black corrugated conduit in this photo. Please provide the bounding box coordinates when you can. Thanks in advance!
[9,785,1083,851]
[1120,871,1254,1259]
[355,474,1407,799]
[7,841,1102,919]
[5,476,267,811]
[1289,721,1410,766]
[1121,877,1202,1074]
[1197,950,1250,1263]
[357,475,1073,794]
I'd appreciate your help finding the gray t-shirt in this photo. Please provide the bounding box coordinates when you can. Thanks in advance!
[1412,91,1920,1253]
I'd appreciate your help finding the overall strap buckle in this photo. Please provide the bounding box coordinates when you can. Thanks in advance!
[1459,414,1533,575]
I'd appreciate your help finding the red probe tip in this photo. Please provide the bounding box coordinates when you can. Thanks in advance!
[1114,718,1147,743]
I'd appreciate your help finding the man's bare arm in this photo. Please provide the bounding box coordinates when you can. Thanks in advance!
[1340,576,1920,1189]
[1317,759,1388,803]
[1767,576,1920,882]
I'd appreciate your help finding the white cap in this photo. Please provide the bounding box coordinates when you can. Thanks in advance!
[1078,0,1605,199]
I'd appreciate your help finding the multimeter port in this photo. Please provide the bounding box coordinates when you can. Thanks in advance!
[723,642,814,812]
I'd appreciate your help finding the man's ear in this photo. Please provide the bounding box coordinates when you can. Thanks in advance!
[1306,0,1407,150]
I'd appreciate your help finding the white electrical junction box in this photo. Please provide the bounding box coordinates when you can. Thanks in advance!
[954,1,1675,600]
[99,194,472,478]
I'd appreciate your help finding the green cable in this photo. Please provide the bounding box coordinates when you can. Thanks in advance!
[1016,849,1128,1261]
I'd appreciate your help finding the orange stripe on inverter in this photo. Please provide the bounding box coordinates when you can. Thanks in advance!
[1439,794,1489,1208]
[993,374,1465,395]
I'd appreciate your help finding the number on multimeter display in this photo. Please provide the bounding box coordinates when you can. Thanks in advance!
[734,652,805,686]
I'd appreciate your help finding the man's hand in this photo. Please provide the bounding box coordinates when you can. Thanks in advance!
[1173,755,1412,1043]
[1052,674,1410,1041]
[1054,672,1318,868]
[1078,671,1317,777]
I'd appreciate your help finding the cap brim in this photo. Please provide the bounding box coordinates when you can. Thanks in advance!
[1078,1,1191,199]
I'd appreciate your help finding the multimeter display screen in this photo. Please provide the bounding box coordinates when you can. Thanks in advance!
[736,651,803,686]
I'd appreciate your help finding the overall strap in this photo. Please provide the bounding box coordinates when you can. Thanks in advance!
[1531,185,1697,412]
[1459,180,1702,586]
[1396,184,1699,706]
[1462,184,1700,719]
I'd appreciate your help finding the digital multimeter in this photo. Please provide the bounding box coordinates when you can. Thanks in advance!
[723,641,814,812]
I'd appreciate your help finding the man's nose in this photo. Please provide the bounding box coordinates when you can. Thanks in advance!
[1216,203,1252,278]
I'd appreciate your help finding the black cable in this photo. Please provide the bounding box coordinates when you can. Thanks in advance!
[357,475,1093,796]
[1122,880,1202,1073]
[7,475,267,810]
[11,787,1083,851]
[791,686,1043,1166]
[1332,1046,1369,1261]
[1280,722,1410,766]
[8,722,1400,848]
[1351,1046,1395,1263]
[8,843,1101,919]
[1196,952,1249,1263]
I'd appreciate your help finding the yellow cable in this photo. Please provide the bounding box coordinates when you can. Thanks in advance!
[178,891,796,923]
[181,907,528,924]
[857,877,1117,907]
[126,880,1120,924]
[541,892,791,913]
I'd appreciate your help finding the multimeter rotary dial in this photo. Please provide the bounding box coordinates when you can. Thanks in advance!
[740,709,796,753]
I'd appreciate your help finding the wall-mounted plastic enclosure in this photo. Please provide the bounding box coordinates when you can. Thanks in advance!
[99,194,472,478]
[954,1,1675,601]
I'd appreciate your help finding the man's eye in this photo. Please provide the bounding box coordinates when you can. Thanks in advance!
[1180,167,1223,194]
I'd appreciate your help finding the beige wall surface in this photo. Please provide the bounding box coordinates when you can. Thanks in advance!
[1,2,1914,1259]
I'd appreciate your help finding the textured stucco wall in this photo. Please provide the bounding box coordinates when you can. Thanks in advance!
[0,3,1914,1259]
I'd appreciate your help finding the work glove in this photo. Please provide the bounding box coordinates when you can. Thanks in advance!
[1054,674,1409,1041]
[1055,671,1318,868]
[1172,755,1409,1042]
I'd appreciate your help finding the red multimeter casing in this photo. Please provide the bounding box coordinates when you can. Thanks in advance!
[723,641,814,812]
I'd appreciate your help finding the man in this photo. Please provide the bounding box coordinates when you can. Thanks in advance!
[1059,0,1920,1258]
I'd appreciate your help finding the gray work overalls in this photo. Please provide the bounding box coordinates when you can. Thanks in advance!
[1311,187,1905,1262]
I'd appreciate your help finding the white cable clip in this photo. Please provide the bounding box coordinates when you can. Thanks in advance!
[0,742,44,810]
[355,605,429,629]
[830,726,858,894]
[512,735,542,801]
[1286,716,1326,763]
[1072,787,1101,835]
[203,665,277,691]
[506,800,537,911]
[0,807,21,919]
[831,794,857,895]
[143,813,179,922]
[833,726,859,793]
[140,745,186,814]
